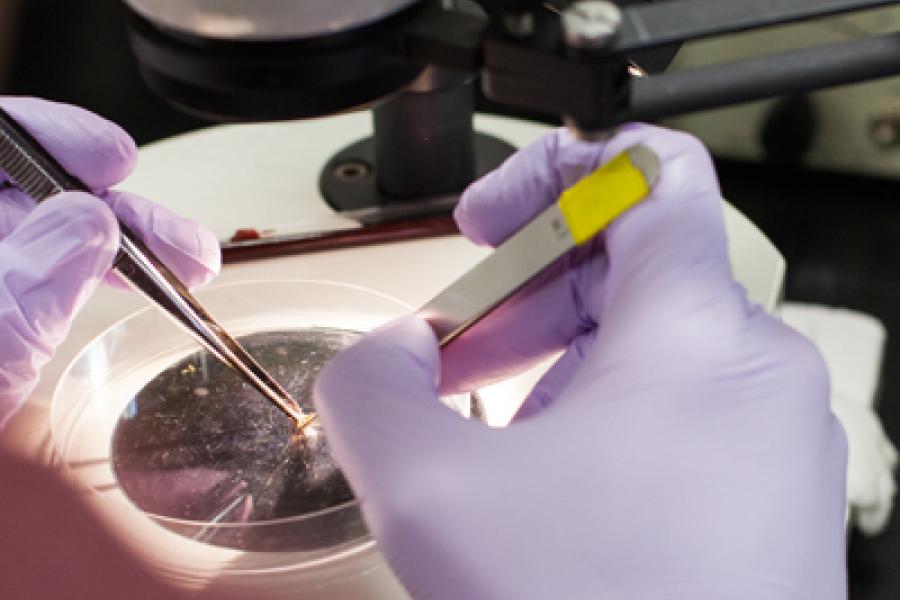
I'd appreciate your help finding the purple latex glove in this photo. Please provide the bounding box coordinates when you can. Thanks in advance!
[0,97,220,427]
[316,125,848,599]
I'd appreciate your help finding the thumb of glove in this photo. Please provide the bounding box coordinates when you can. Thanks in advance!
[314,315,478,503]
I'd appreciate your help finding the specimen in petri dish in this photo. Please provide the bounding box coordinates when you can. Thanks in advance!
[111,329,365,552]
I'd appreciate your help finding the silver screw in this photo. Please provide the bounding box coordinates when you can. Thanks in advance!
[561,1,622,49]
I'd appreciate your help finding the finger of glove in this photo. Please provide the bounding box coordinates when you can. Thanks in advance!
[512,329,594,421]
[0,188,34,240]
[101,190,221,290]
[0,193,118,425]
[455,127,610,247]
[0,97,137,192]
[315,316,481,497]
[1,186,221,291]
[579,127,741,344]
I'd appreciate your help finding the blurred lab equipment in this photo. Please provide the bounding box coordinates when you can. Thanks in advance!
[665,4,900,179]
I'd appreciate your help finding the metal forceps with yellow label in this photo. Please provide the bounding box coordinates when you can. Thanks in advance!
[420,145,660,347]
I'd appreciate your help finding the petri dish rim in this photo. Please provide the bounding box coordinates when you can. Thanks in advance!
[50,279,412,559]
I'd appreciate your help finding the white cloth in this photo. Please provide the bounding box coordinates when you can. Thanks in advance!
[780,303,897,535]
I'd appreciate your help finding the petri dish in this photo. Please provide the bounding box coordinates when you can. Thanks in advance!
[110,327,363,552]
[51,280,461,598]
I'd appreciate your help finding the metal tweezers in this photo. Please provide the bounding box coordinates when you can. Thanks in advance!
[0,107,311,428]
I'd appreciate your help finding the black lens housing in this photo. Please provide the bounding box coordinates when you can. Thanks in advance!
[124,3,428,121]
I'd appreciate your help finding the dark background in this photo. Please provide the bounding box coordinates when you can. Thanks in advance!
[2,0,898,596]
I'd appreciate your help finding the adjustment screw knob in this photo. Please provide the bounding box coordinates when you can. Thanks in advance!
[561,1,622,49]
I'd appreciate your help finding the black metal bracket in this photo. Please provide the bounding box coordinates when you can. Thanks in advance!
[404,0,900,133]
[630,32,900,123]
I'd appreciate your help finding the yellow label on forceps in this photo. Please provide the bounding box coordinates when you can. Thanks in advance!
[557,149,654,245]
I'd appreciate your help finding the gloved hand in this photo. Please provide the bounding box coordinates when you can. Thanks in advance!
[0,97,220,427]
[316,124,848,599]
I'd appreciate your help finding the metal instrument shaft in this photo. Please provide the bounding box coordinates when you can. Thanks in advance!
[0,108,312,428]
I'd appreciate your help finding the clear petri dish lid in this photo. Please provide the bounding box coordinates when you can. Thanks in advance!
[51,280,458,581]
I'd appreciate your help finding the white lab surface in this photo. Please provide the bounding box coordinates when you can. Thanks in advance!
[2,113,787,598]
